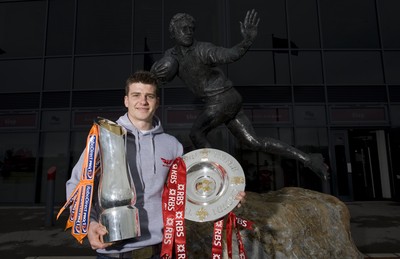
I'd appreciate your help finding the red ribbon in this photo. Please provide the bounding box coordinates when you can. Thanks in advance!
[161,157,187,258]
[212,218,224,258]
[161,157,254,259]
[222,212,254,259]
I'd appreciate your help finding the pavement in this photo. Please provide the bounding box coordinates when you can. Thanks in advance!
[0,201,399,259]
[346,201,400,258]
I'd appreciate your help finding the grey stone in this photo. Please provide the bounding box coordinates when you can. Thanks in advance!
[186,187,363,259]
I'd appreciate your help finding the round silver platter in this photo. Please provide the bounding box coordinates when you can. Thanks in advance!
[183,148,246,222]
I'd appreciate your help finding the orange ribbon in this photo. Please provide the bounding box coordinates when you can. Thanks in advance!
[57,123,100,244]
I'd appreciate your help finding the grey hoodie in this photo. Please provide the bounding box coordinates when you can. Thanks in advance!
[66,114,183,254]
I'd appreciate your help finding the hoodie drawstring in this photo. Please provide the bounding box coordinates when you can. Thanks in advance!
[134,130,146,190]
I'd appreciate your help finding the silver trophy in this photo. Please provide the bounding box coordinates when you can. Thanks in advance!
[96,117,140,243]
[183,148,246,222]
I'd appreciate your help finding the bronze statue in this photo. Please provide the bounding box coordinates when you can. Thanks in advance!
[151,10,328,180]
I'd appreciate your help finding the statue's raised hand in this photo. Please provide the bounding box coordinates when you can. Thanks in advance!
[240,9,260,42]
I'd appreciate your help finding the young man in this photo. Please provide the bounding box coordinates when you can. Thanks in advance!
[151,10,329,180]
[66,71,183,258]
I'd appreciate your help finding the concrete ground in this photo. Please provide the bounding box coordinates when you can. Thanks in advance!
[0,201,399,259]
[346,201,400,258]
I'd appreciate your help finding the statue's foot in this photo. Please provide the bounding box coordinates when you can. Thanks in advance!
[304,153,329,181]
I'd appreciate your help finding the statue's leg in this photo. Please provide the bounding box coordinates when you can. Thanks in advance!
[227,110,329,180]
[190,89,243,148]
[189,104,229,148]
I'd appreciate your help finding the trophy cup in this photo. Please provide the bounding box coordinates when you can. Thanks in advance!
[96,117,140,243]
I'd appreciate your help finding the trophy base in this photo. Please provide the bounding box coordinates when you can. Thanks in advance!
[100,205,140,243]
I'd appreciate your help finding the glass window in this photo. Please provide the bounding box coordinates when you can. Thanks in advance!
[0,113,37,128]
[44,58,72,90]
[294,106,326,126]
[71,90,124,108]
[75,0,132,54]
[319,0,379,48]
[0,1,46,57]
[73,55,131,90]
[378,0,400,48]
[164,88,201,106]
[291,51,323,84]
[230,0,287,49]
[294,86,325,103]
[389,86,400,102]
[328,85,387,103]
[42,92,70,109]
[46,0,75,55]
[228,51,273,85]
[243,150,280,192]
[166,127,229,154]
[324,51,384,84]
[287,0,320,48]
[0,93,40,110]
[273,51,291,84]
[0,132,37,203]
[132,54,158,73]
[388,128,400,201]
[164,0,225,48]
[295,127,328,154]
[236,86,292,104]
[329,106,387,124]
[39,132,69,203]
[295,127,329,192]
[70,130,89,166]
[0,60,43,93]
[228,51,290,85]
[41,111,70,131]
[133,0,163,53]
[390,105,400,125]
[255,127,293,145]
[239,127,295,192]
[247,107,292,124]
[384,51,400,84]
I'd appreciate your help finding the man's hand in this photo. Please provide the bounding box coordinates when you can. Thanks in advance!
[235,191,246,208]
[87,221,112,250]
[240,9,260,42]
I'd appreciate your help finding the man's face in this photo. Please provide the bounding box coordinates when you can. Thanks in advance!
[173,19,194,47]
[124,82,159,128]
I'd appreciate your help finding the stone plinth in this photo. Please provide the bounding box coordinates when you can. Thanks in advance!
[186,187,363,259]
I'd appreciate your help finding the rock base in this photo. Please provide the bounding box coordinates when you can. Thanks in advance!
[186,187,363,259]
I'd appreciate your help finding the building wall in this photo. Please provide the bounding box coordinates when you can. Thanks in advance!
[0,0,399,203]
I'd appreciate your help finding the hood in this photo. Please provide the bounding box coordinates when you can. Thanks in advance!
[116,113,164,136]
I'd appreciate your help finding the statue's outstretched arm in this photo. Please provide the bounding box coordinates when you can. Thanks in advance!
[202,9,260,65]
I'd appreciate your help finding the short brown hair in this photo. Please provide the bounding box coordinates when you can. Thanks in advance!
[125,70,159,96]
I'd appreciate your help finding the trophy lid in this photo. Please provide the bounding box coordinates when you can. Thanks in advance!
[95,117,125,136]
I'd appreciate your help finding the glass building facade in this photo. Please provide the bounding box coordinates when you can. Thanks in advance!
[1,0,400,204]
